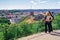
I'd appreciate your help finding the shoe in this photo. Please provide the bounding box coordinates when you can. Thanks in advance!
[49,31,53,34]
[45,32,47,33]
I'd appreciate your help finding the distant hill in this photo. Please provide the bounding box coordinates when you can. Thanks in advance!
[0,9,60,14]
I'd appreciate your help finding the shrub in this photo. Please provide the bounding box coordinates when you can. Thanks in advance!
[0,13,60,40]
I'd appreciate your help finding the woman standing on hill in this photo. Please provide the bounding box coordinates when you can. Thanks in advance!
[40,11,54,33]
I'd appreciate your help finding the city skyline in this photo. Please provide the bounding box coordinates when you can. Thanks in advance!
[0,0,60,10]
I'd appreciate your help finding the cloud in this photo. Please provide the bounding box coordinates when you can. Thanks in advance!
[57,2,60,4]
[0,4,31,10]
[39,1,47,3]
[30,1,35,4]
[30,1,37,5]
[30,0,47,5]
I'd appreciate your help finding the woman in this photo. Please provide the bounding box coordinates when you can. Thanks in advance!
[40,11,53,33]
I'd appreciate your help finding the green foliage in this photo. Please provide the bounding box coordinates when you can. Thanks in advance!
[52,14,60,30]
[0,32,4,40]
[0,18,10,24]
[0,13,60,40]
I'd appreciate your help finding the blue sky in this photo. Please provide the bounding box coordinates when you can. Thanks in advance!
[0,0,60,9]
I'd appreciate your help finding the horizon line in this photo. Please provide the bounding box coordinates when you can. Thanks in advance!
[0,9,60,10]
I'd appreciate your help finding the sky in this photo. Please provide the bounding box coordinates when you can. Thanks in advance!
[0,0,60,10]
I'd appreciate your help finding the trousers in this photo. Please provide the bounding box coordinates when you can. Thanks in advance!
[45,21,53,33]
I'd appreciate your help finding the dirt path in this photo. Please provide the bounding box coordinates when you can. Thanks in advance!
[17,30,60,40]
